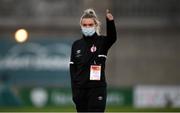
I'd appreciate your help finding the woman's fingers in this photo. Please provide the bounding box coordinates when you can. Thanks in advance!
[106,9,114,20]
[106,9,110,14]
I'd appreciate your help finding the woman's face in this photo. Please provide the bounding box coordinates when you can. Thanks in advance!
[81,18,96,28]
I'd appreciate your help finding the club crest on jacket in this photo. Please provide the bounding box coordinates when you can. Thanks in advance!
[90,45,97,53]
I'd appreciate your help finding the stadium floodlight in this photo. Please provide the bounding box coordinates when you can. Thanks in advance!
[15,28,28,43]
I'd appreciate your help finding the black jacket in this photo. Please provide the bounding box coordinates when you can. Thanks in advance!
[70,19,117,88]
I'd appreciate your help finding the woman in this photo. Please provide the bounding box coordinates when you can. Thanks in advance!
[69,8,117,112]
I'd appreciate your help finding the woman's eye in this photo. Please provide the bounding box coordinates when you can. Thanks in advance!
[82,24,87,27]
[89,24,94,27]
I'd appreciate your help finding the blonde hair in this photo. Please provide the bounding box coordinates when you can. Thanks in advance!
[80,8,101,35]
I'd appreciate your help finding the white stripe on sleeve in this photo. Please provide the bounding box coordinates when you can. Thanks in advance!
[69,62,74,64]
[98,55,107,58]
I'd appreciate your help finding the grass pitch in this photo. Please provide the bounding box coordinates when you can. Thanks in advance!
[0,106,180,112]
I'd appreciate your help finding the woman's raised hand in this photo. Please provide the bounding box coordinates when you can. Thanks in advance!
[106,9,114,21]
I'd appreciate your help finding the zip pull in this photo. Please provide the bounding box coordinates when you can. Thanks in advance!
[94,60,96,65]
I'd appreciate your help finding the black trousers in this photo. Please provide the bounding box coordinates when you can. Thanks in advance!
[72,86,107,112]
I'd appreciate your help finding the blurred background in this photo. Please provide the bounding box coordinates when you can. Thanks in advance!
[0,0,180,112]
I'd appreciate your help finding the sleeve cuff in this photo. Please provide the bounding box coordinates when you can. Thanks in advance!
[69,62,74,64]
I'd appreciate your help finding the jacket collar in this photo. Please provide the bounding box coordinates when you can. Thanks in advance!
[83,33,98,44]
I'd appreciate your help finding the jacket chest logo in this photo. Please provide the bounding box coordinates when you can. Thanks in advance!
[90,45,97,53]
[75,49,82,57]
[76,50,81,54]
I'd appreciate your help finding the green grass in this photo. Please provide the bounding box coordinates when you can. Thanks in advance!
[106,106,180,112]
[0,106,75,112]
[0,106,180,112]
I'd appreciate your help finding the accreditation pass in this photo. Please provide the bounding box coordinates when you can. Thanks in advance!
[90,65,101,80]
